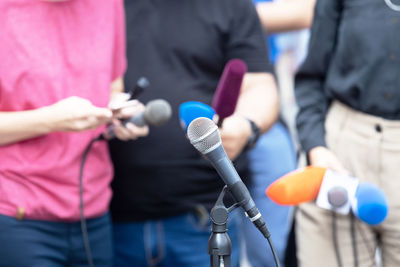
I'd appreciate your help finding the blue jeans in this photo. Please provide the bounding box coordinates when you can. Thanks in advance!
[0,213,112,267]
[113,211,240,267]
[241,122,297,267]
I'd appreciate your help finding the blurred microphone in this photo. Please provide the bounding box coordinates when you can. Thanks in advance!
[266,167,388,225]
[179,101,215,131]
[103,99,172,139]
[212,59,247,127]
[266,166,326,205]
[187,117,270,238]
[352,183,388,225]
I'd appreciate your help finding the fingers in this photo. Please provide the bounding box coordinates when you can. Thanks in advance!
[89,107,113,123]
[219,116,251,160]
[309,146,349,175]
[113,101,144,120]
[108,93,132,110]
[112,120,149,141]
[74,108,112,131]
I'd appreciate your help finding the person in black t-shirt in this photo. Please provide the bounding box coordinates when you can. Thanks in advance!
[109,0,278,266]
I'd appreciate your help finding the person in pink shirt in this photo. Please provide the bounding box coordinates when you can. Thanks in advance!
[0,0,148,266]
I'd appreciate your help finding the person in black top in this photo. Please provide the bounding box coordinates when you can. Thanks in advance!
[109,0,279,266]
[295,0,400,266]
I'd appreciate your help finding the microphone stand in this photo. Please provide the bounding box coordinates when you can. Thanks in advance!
[208,186,240,267]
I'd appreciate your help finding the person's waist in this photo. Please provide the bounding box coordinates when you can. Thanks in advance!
[329,100,400,136]
[0,172,112,222]
[0,204,110,222]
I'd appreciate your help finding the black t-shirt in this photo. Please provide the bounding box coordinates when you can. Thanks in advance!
[109,0,272,221]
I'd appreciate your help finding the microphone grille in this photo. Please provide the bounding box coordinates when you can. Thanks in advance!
[327,186,348,208]
[144,99,172,126]
[187,117,221,154]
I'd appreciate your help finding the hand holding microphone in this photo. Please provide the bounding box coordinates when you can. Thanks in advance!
[309,146,349,174]
[180,58,257,160]
[219,116,253,160]
[212,59,258,159]
[103,99,172,140]
[266,167,389,225]
[108,101,149,141]
[179,101,252,160]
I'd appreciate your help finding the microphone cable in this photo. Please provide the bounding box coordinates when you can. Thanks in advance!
[350,214,359,267]
[332,212,361,267]
[266,234,282,267]
[76,77,149,267]
[354,218,377,264]
[332,212,343,267]
[78,135,103,267]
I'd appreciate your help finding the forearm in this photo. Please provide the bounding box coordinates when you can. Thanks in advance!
[294,0,342,154]
[0,108,54,146]
[110,77,124,96]
[0,96,114,146]
[256,0,316,34]
[235,73,279,133]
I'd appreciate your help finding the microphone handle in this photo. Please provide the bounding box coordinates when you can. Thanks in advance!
[121,112,147,127]
[206,146,270,238]
[102,112,146,140]
[217,118,224,128]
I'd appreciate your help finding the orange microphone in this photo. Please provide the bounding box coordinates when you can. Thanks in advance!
[266,166,327,205]
[266,166,389,225]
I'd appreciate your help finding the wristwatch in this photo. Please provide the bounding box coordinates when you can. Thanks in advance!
[244,118,260,151]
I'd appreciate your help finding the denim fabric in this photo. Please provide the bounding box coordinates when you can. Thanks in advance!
[113,211,241,267]
[0,213,112,267]
[241,122,297,267]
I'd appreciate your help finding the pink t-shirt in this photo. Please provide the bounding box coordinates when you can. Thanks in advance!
[0,0,126,221]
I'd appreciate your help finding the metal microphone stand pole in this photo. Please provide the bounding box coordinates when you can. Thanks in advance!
[208,186,239,267]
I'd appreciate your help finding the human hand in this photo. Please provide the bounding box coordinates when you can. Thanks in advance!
[110,100,149,141]
[219,116,251,160]
[46,96,113,132]
[308,146,349,174]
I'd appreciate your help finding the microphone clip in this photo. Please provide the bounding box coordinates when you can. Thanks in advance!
[208,186,240,267]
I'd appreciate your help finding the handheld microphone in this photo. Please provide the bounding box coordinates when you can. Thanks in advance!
[187,117,270,238]
[103,99,172,139]
[353,182,388,225]
[212,59,247,127]
[266,167,388,225]
[179,101,215,131]
[266,166,326,205]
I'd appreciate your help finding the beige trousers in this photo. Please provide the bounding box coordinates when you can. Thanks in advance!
[296,101,400,267]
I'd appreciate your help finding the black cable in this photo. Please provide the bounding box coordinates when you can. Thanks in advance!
[332,212,343,267]
[350,213,359,267]
[354,219,376,263]
[266,235,282,267]
[79,136,102,267]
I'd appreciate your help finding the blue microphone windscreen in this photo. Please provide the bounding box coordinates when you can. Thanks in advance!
[179,101,215,131]
[355,182,388,225]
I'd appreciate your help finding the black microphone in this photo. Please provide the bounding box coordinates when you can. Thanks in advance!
[103,99,172,139]
[187,117,270,238]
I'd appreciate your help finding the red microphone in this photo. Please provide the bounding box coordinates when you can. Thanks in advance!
[212,59,247,127]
